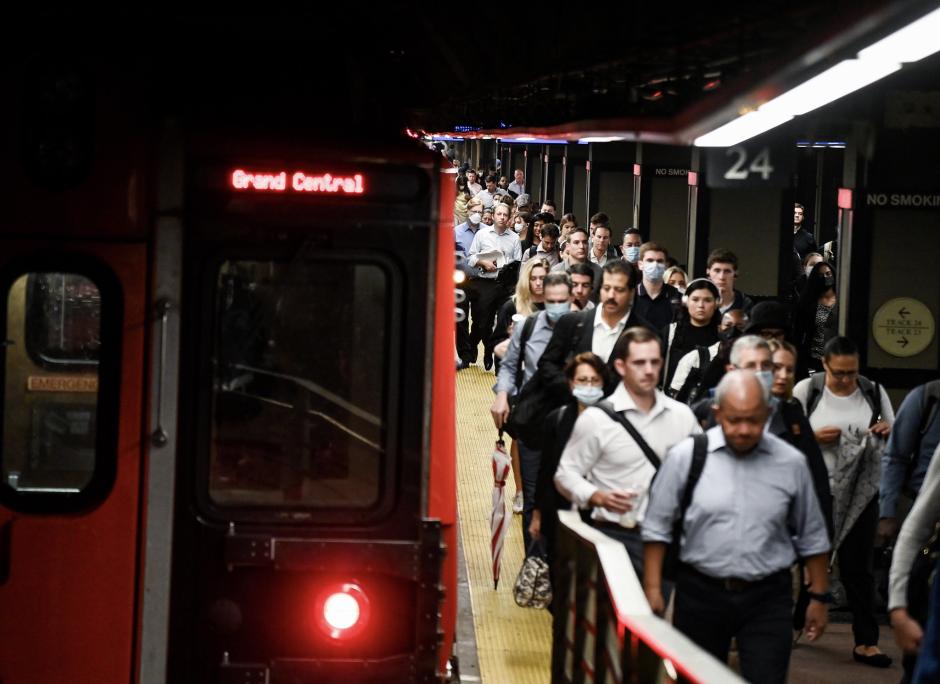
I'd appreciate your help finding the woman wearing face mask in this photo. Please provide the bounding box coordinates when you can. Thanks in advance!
[515,212,535,251]
[661,278,721,392]
[796,252,824,296]
[793,260,839,378]
[529,352,607,569]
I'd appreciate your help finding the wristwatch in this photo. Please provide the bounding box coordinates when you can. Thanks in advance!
[807,590,834,604]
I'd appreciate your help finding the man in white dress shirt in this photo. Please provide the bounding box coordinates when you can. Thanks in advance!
[554,326,701,574]
[508,168,525,197]
[467,203,522,368]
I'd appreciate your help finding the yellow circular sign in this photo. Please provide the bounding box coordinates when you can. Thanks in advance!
[872,297,935,358]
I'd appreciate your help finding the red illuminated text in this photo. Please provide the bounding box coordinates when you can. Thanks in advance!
[231,169,365,195]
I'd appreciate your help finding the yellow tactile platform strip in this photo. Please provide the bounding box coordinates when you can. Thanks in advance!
[456,365,551,683]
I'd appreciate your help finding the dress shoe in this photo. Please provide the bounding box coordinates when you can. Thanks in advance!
[456,359,472,371]
[853,650,892,668]
[483,350,493,371]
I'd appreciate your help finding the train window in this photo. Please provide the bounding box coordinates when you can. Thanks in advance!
[0,256,122,512]
[24,274,102,370]
[208,258,391,510]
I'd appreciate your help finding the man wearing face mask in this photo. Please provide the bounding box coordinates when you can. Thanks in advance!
[634,242,683,332]
[622,227,643,264]
[492,272,575,553]
[691,336,833,537]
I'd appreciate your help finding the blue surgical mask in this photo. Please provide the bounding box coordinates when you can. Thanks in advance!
[624,246,640,262]
[572,385,604,405]
[643,262,666,281]
[545,302,570,321]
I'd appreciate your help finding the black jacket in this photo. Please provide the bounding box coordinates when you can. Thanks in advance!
[535,306,654,405]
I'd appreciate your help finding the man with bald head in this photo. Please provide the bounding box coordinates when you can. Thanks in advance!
[641,370,831,684]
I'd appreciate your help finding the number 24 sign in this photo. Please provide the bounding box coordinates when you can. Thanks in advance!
[705,140,792,188]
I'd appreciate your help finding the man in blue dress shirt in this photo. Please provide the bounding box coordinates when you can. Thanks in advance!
[642,369,831,684]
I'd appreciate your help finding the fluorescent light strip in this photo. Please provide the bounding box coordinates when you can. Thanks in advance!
[578,136,628,143]
[694,110,793,147]
[694,8,940,147]
[859,7,940,63]
[759,59,901,117]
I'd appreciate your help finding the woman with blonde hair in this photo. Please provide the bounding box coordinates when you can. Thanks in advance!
[490,257,550,514]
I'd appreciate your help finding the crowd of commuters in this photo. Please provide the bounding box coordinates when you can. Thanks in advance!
[453,163,940,682]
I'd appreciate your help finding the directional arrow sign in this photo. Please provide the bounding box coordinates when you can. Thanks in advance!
[873,297,935,358]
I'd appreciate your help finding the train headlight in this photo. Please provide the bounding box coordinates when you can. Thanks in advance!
[316,583,370,640]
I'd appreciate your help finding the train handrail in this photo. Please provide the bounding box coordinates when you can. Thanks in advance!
[552,510,746,684]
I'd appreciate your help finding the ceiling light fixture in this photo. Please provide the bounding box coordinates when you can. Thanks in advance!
[694,7,940,147]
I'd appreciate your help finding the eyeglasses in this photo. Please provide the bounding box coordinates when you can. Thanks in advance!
[828,369,858,379]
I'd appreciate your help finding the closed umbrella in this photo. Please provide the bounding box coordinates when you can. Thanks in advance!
[490,433,512,589]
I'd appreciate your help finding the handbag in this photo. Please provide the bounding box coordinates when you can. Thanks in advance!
[513,544,552,609]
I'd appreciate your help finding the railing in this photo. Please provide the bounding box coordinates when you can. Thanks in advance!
[552,510,746,684]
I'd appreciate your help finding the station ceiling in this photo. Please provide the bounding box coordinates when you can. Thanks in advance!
[7,3,940,143]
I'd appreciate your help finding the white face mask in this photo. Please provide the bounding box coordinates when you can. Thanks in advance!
[514,222,524,233]
[469,212,482,225]
[572,385,604,405]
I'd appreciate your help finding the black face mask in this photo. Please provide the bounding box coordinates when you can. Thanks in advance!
[823,275,835,288]
[718,327,739,342]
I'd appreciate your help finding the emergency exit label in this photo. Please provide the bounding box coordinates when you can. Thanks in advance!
[872,297,935,358]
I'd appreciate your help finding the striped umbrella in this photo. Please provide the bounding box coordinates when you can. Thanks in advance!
[490,434,512,590]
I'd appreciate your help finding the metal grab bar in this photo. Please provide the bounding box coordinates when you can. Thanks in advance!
[552,510,745,684]
[150,298,172,447]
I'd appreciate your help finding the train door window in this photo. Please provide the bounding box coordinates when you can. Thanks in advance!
[0,262,121,512]
[207,257,395,512]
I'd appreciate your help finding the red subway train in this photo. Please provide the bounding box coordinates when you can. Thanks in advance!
[0,84,459,683]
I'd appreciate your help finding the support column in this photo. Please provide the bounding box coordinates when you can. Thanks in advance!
[585,143,594,220]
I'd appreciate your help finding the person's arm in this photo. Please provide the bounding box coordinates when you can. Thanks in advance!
[640,440,692,614]
[880,388,923,522]
[491,325,524,429]
[554,410,611,509]
[803,553,830,641]
[889,445,940,612]
[537,314,577,404]
[643,543,668,615]
[466,230,483,267]
[869,383,896,438]
[668,348,697,394]
[512,236,522,262]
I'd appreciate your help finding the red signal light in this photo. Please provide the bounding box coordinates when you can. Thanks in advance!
[315,583,370,640]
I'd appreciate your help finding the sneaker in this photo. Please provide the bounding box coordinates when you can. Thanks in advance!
[512,492,523,514]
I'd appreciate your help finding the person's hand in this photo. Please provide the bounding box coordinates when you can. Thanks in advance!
[490,392,510,429]
[870,420,892,438]
[814,426,842,445]
[804,600,828,641]
[479,260,497,273]
[644,587,665,616]
[588,489,636,514]
[891,608,923,654]
[877,517,899,544]
[528,510,542,540]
